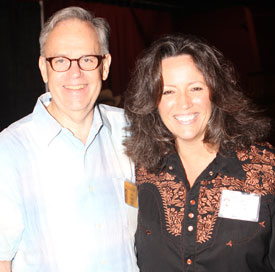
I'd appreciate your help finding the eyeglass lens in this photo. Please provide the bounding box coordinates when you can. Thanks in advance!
[49,55,102,72]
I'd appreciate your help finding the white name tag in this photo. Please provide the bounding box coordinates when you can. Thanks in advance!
[218,190,261,222]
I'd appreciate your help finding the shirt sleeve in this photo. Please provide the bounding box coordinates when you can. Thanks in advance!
[270,196,275,270]
[0,141,24,261]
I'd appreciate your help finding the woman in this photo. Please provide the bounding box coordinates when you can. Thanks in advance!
[124,34,275,271]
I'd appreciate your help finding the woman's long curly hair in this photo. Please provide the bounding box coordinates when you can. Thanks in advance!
[123,34,271,172]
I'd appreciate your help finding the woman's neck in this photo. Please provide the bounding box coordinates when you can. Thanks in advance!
[176,140,218,187]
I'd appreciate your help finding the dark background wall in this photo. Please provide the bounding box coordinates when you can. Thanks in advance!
[1,0,274,144]
[1,1,44,130]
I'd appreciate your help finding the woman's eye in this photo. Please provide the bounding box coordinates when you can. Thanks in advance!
[191,87,203,91]
[162,90,174,95]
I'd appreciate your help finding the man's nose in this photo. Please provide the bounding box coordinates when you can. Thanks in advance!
[68,60,82,77]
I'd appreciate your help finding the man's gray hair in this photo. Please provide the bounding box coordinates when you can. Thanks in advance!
[39,6,110,56]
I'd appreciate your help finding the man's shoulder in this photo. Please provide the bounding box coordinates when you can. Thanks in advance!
[1,114,33,134]
[0,114,36,166]
[0,113,35,146]
[98,104,126,126]
[98,103,124,115]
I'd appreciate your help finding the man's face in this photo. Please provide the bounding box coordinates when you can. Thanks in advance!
[39,19,111,120]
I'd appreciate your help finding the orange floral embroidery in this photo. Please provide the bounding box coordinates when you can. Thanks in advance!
[226,240,233,247]
[137,167,186,236]
[137,145,275,243]
[197,145,275,244]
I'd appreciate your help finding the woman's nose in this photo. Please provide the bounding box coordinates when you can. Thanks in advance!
[177,91,193,109]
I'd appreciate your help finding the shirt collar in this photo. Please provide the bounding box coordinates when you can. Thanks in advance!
[210,151,246,180]
[166,150,246,181]
[95,104,112,132]
[32,93,112,145]
[32,92,63,145]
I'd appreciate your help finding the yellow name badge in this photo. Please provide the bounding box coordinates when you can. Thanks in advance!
[124,180,138,208]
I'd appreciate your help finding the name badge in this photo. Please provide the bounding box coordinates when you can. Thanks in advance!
[218,190,260,222]
[124,180,138,208]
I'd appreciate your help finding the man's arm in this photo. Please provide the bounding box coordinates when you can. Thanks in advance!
[0,261,11,272]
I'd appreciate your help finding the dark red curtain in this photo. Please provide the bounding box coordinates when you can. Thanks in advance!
[44,0,174,99]
[3,0,275,143]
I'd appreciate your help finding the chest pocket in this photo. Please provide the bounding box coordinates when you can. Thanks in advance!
[197,198,272,250]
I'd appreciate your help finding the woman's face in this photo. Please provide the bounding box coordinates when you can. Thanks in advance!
[158,54,212,146]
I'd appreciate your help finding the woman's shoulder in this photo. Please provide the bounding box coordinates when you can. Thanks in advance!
[236,142,275,167]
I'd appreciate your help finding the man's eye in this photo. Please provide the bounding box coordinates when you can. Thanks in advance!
[54,58,66,64]
[83,57,95,63]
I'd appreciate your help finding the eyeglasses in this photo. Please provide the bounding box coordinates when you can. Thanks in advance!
[46,55,105,72]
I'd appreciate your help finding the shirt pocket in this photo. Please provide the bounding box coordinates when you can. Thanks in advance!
[213,199,272,246]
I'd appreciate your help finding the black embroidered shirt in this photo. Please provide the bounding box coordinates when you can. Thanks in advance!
[135,143,275,272]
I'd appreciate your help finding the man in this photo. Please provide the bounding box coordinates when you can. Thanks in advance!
[0,6,138,272]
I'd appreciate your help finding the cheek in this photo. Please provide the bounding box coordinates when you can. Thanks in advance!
[158,97,176,115]
[49,71,66,83]
[204,99,212,114]
[47,72,64,91]
[195,96,211,112]
[83,69,102,84]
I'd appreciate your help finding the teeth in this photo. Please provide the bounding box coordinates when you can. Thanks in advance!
[65,85,86,90]
[175,114,198,122]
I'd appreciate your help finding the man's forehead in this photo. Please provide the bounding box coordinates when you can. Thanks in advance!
[44,19,100,55]
[50,18,96,36]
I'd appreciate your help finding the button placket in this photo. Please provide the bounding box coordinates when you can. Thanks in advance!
[184,194,197,270]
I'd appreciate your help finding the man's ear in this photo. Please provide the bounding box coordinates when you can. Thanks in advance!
[102,54,111,81]
[39,56,48,83]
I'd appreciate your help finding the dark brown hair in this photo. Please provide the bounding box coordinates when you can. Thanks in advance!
[124,34,270,171]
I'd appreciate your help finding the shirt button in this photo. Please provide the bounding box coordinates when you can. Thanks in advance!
[188,213,194,219]
[187,225,194,232]
[209,170,214,176]
[168,165,173,170]
[190,200,196,205]
[187,259,192,265]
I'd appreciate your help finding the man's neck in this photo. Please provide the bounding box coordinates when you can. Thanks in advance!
[47,103,94,144]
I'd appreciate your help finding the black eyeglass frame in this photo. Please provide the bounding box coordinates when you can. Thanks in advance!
[46,55,106,72]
